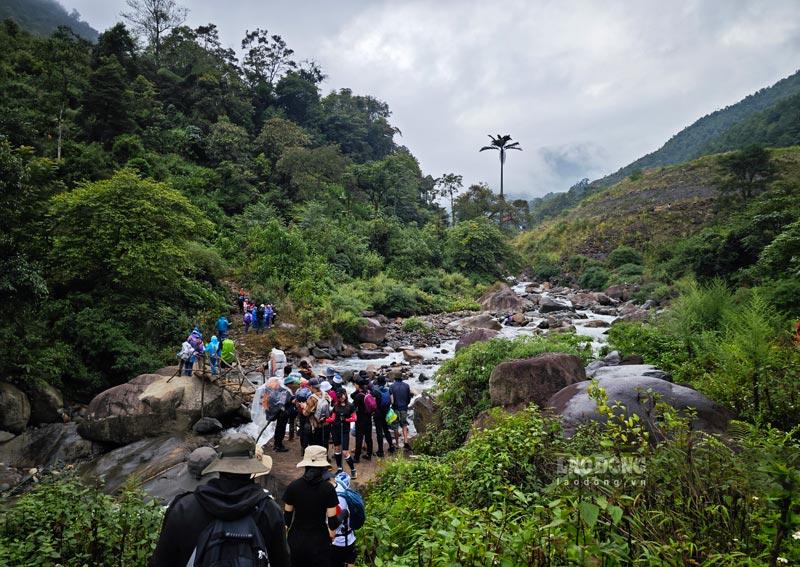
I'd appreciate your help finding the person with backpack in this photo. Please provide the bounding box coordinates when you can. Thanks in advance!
[237,290,246,313]
[330,472,364,567]
[255,304,266,334]
[390,374,415,451]
[294,378,312,452]
[350,378,374,464]
[264,304,274,330]
[184,329,205,376]
[243,309,253,334]
[177,339,194,377]
[220,338,236,368]
[207,335,221,377]
[325,389,358,478]
[301,379,331,448]
[215,315,230,340]
[372,375,396,457]
[149,432,289,567]
[283,446,341,567]
[262,378,292,453]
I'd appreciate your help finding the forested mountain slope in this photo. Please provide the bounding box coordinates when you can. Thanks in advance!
[0,0,97,40]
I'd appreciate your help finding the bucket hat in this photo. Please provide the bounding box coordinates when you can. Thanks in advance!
[296,445,331,468]
[201,433,272,476]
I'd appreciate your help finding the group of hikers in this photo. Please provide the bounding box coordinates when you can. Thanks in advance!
[176,317,237,378]
[261,363,415,479]
[238,290,278,334]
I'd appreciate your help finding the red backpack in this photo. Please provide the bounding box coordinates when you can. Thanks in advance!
[364,391,378,414]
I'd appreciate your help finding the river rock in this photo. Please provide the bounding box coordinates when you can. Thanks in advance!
[547,367,731,437]
[0,431,15,443]
[192,417,224,435]
[455,329,499,352]
[581,319,610,328]
[447,313,502,331]
[538,296,574,313]
[478,284,527,312]
[0,383,31,434]
[489,353,587,409]
[511,312,527,325]
[358,350,385,360]
[187,446,218,479]
[411,392,440,436]
[568,292,597,310]
[603,351,621,365]
[0,423,101,469]
[340,344,357,357]
[594,293,613,306]
[402,349,424,362]
[585,360,607,377]
[317,335,344,356]
[311,347,333,359]
[358,318,387,343]
[26,382,64,424]
[78,373,241,445]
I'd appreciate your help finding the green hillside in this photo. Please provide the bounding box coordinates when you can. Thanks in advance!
[595,68,800,187]
[0,0,98,40]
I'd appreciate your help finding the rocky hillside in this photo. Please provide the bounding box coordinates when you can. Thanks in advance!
[517,145,800,261]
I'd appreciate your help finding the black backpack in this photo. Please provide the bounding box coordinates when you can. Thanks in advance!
[188,498,272,567]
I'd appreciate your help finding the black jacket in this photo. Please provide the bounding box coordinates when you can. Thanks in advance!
[149,475,290,567]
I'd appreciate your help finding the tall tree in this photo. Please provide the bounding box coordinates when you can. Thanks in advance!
[717,145,776,201]
[122,0,187,65]
[479,134,522,199]
[436,173,463,225]
[241,28,296,88]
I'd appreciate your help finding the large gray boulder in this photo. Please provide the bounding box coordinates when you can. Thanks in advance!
[478,284,527,312]
[26,382,65,424]
[187,446,218,479]
[78,373,241,445]
[547,366,731,437]
[447,313,502,331]
[0,423,101,469]
[0,383,31,434]
[489,353,587,409]
[358,318,387,343]
[412,392,440,436]
[538,296,574,313]
[455,328,500,352]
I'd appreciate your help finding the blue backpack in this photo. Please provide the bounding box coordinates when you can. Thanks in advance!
[338,485,366,531]
[378,386,391,410]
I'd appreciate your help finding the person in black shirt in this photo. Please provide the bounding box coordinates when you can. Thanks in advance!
[350,378,373,464]
[283,445,341,567]
[149,433,289,567]
[325,389,358,477]
[390,375,414,450]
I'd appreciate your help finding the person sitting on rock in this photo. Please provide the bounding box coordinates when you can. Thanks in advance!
[149,432,289,567]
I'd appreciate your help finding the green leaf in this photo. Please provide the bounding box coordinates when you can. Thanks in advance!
[608,505,623,525]
[579,501,600,529]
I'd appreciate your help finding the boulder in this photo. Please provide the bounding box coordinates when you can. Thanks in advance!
[26,382,64,424]
[154,366,181,377]
[549,325,577,334]
[0,383,30,434]
[489,353,587,409]
[78,373,241,445]
[447,313,502,331]
[585,360,607,377]
[538,296,574,313]
[340,345,357,358]
[0,423,101,469]
[547,367,731,437]
[569,292,597,310]
[594,293,613,306]
[592,306,619,316]
[511,312,526,325]
[411,392,440,436]
[359,342,379,351]
[603,351,621,366]
[402,349,424,362]
[581,319,610,328]
[0,431,15,443]
[187,446,218,479]
[455,329,499,352]
[358,350,386,360]
[358,318,387,344]
[0,463,22,492]
[478,284,527,312]
[311,347,333,360]
[192,417,224,435]
[317,334,344,356]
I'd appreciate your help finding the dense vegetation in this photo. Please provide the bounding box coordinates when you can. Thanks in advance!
[0,14,521,397]
[0,0,97,40]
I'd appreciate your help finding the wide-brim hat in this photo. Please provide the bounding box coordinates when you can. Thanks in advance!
[202,433,272,476]
[297,445,331,468]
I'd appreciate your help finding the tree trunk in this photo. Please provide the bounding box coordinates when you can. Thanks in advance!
[500,156,504,199]
[450,193,455,226]
[57,104,64,162]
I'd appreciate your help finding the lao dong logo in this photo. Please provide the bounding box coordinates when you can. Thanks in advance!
[555,455,647,487]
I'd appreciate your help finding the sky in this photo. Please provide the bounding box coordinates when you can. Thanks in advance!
[63,0,800,199]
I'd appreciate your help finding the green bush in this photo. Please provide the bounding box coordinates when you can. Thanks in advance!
[613,262,644,278]
[577,265,610,290]
[607,245,643,268]
[402,316,433,335]
[0,474,163,567]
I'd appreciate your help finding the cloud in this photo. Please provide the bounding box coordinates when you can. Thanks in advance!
[66,0,800,198]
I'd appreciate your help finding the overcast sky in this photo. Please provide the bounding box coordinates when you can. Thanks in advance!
[63,0,800,199]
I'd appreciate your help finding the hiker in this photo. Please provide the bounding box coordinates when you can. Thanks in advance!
[243,309,253,333]
[220,337,236,369]
[269,304,277,326]
[269,346,288,378]
[300,379,331,448]
[283,367,301,442]
[283,446,341,567]
[207,335,221,377]
[372,375,396,457]
[390,373,414,450]
[350,377,374,464]
[331,472,360,567]
[184,329,205,376]
[298,360,314,380]
[237,289,246,313]
[255,304,266,334]
[325,389,358,478]
[294,378,313,451]
[215,315,230,340]
[148,432,289,567]
[264,304,274,330]
[262,377,292,453]
[177,339,194,377]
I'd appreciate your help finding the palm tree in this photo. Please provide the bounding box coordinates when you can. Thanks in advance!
[479,134,522,199]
